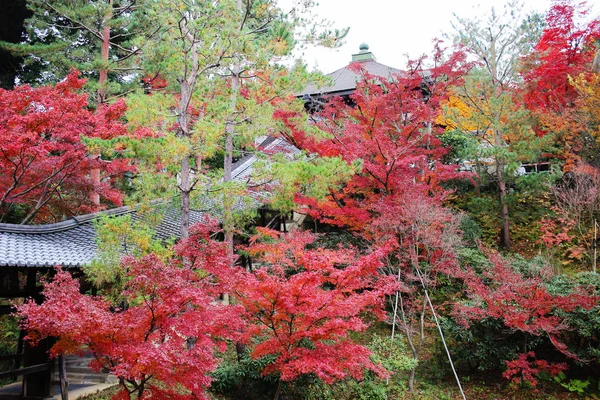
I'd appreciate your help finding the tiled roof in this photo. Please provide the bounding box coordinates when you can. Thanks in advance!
[301,59,404,97]
[231,137,301,184]
[0,205,205,269]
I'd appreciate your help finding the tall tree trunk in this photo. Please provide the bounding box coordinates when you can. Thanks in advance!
[176,19,200,238]
[178,73,192,239]
[494,130,510,250]
[223,38,240,343]
[98,0,112,105]
[223,69,239,252]
[222,0,244,252]
[90,0,112,206]
[180,156,192,239]
[498,178,510,250]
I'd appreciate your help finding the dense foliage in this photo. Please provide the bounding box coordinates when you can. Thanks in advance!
[0,71,141,224]
[4,0,600,399]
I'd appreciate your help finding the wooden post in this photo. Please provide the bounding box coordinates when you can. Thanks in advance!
[22,338,53,398]
[23,268,54,398]
[59,354,69,400]
[15,329,24,372]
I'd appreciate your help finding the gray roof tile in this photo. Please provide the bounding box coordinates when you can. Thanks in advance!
[0,206,205,268]
[302,59,404,97]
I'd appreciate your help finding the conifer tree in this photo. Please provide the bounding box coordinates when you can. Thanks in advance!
[1,0,153,103]
[447,1,547,250]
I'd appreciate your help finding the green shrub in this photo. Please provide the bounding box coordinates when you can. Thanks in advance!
[553,372,591,396]
[210,353,278,399]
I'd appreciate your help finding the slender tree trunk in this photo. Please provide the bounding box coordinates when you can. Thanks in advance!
[387,259,402,386]
[98,0,112,105]
[220,0,244,343]
[498,178,510,250]
[401,292,426,394]
[180,157,192,239]
[494,130,510,250]
[410,296,427,393]
[176,18,200,238]
[223,0,243,251]
[474,162,482,197]
[220,71,239,307]
[408,368,417,394]
[178,73,192,239]
[90,0,112,206]
[223,59,240,259]
[273,379,283,400]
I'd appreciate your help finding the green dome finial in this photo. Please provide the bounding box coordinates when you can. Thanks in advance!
[359,43,369,52]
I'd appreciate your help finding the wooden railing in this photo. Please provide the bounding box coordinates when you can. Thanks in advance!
[0,354,68,400]
[0,362,52,380]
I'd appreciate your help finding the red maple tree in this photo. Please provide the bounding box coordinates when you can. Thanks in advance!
[0,71,139,224]
[277,44,469,236]
[235,228,396,399]
[523,0,599,115]
[502,351,567,389]
[453,249,598,359]
[18,220,243,399]
[275,44,470,392]
[521,0,600,168]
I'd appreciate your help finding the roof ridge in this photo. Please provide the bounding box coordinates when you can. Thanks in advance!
[0,201,166,234]
[0,219,79,234]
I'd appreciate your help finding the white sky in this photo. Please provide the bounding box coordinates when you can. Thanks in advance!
[283,0,579,74]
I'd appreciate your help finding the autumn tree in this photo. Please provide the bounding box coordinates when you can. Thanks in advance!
[521,0,600,169]
[451,249,598,384]
[383,197,463,392]
[0,71,137,224]
[275,43,470,393]
[18,220,243,399]
[447,1,547,250]
[235,228,394,400]
[279,44,468,234]
[127,0,347,242]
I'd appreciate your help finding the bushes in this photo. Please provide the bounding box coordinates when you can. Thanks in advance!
[210,352,278,399]
[443,250,600,389]
[211,334,416,400]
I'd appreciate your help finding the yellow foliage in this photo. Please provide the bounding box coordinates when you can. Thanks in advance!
[437,95,476,130]
[572,72,600,143]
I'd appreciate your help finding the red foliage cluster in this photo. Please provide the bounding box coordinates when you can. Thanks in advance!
[539,214,575,248]
[235,228,396,383]
[277,44,470,239]
[19,219,243,399]
[453,250,598,358]
[0,71,139,223]
[521,0,600,167]
[522,0,599,116]
[503,351,567,389]
[19,221,395,398]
